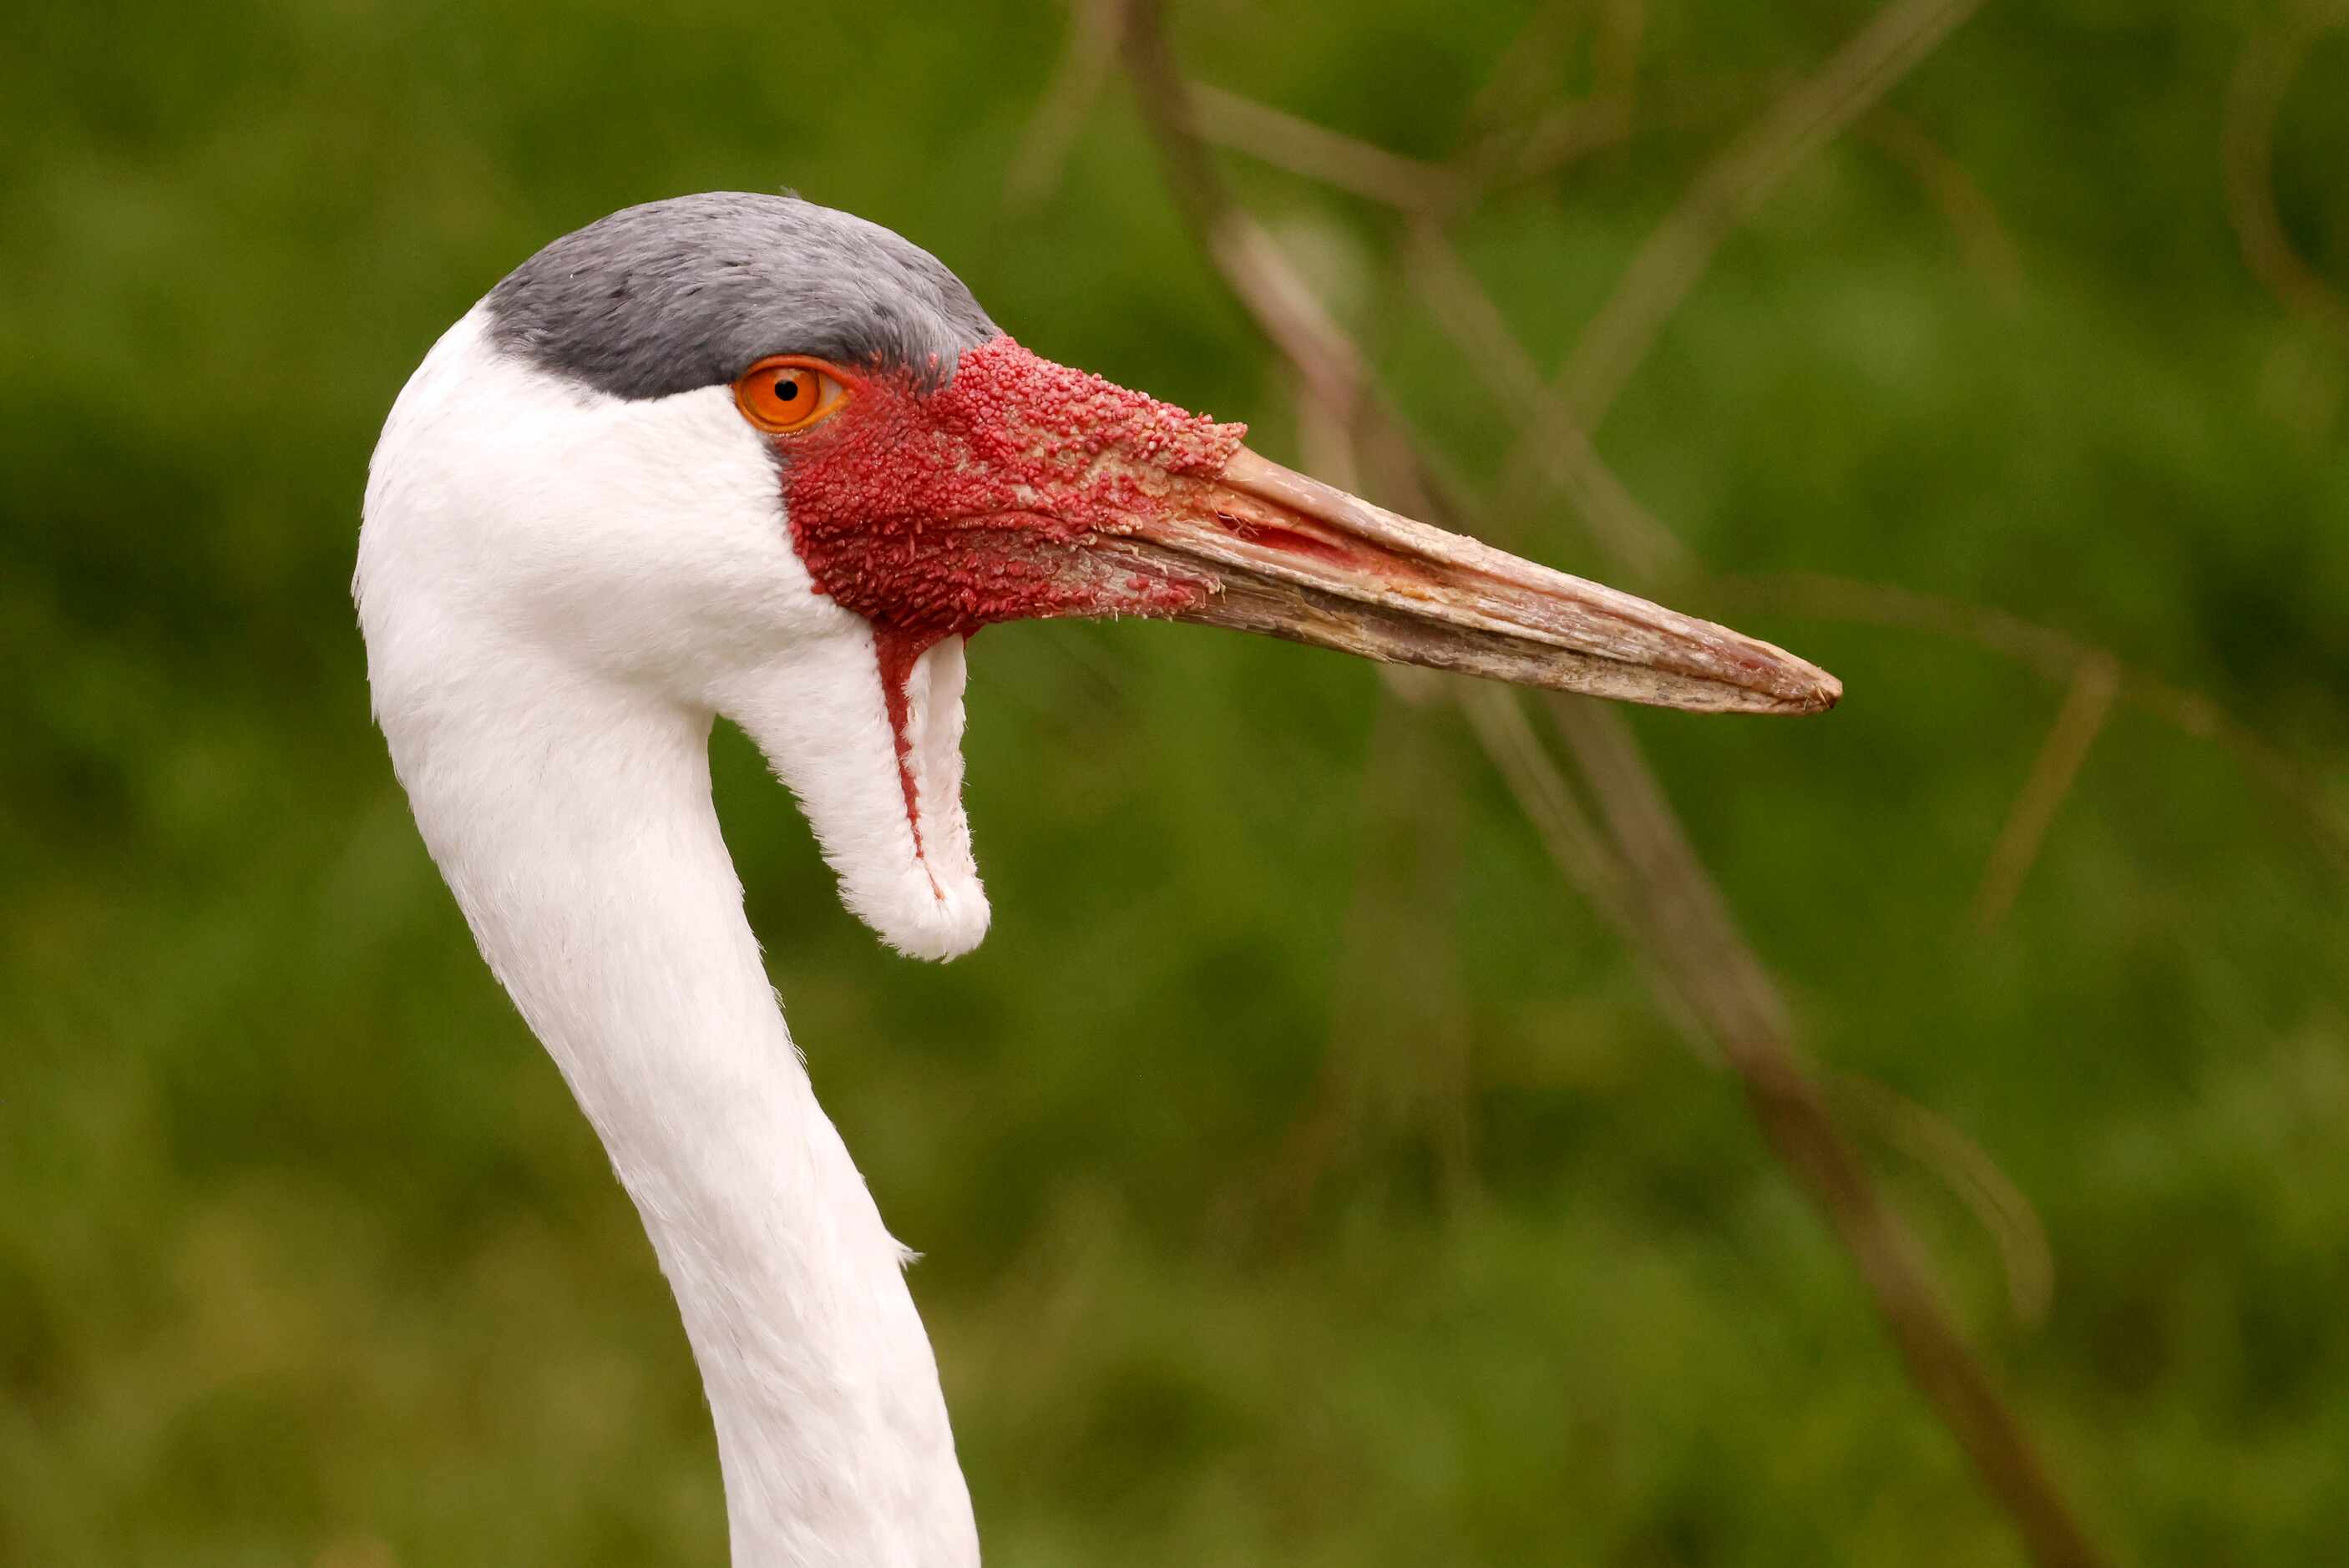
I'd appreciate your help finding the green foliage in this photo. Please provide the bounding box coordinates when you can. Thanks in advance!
[4,2,2346,1563]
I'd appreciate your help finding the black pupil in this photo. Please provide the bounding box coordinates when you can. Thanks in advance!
[776,376,800,401]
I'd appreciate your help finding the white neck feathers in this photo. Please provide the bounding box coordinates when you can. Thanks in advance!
[358,307,987,1566]
[391,669,978,1566]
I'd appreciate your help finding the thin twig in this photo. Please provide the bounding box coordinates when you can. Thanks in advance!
[1187,83,1463,211]
[1972,655,2120,933]
[1567,0,1989,425]
[1545,698,1790,1042]
[1262,387,1476,1224]
[1537,701,2102,1568]
[1594,0,1648,105]
[1408,54,2230,898]
[1455,684,1717,1065]
[1400,219,1689,575]
[1004,0,1125,212]
[1116,8,2112,1565]
[2224,5,2349,347]
[1485,685,2059,1320]
[1834,1072,2056,1328]
[1172,82,1662,584]
[1459,0,1586,139]
[1262,691,1476,1227]
[1518,693,2059,1324]
[1466,94,1638,195]
[1490,690,2061,1323]
[1860,106,2028,306]
[1136,10,2303,1419]
[1459,79,1795,205]
[1716,571,2349,871]
[1491,0,1990,528]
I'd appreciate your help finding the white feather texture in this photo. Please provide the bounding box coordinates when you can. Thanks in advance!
[357,310,984,1565]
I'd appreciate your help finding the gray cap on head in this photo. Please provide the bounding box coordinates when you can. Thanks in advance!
[484,192,1001,401]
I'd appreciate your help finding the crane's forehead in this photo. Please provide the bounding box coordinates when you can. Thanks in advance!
[483,192,1000,401]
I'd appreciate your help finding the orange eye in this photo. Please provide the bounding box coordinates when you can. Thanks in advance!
[734,356,847,433]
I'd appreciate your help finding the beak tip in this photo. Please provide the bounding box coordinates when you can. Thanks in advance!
[1738,637,1840,716]
[1773,661,1841,716]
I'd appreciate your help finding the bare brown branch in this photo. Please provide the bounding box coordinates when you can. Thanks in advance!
[1484,678,2101,1566]
[1116,8,2112,1565]
[1541,701,2100,1568]
[1543,698,1790,1045]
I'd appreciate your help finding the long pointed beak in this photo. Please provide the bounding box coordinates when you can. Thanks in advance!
[775,335,1838,714]
[1106,448,1840,716]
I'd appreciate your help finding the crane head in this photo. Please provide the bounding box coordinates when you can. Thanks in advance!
[359,194,1837,962]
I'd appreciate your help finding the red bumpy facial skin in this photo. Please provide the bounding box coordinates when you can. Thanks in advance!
[774,334,1247,638]
[769,336,1248,861]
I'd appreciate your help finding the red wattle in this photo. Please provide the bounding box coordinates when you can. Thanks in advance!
[870,623,945,869]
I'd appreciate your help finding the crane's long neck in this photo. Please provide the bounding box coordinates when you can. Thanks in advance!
[390,670,979,1568]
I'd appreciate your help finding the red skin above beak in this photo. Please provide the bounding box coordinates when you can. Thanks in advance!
[767,336,1840,822]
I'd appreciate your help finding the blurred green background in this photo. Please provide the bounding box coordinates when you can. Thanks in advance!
[6,1,2347,1563]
